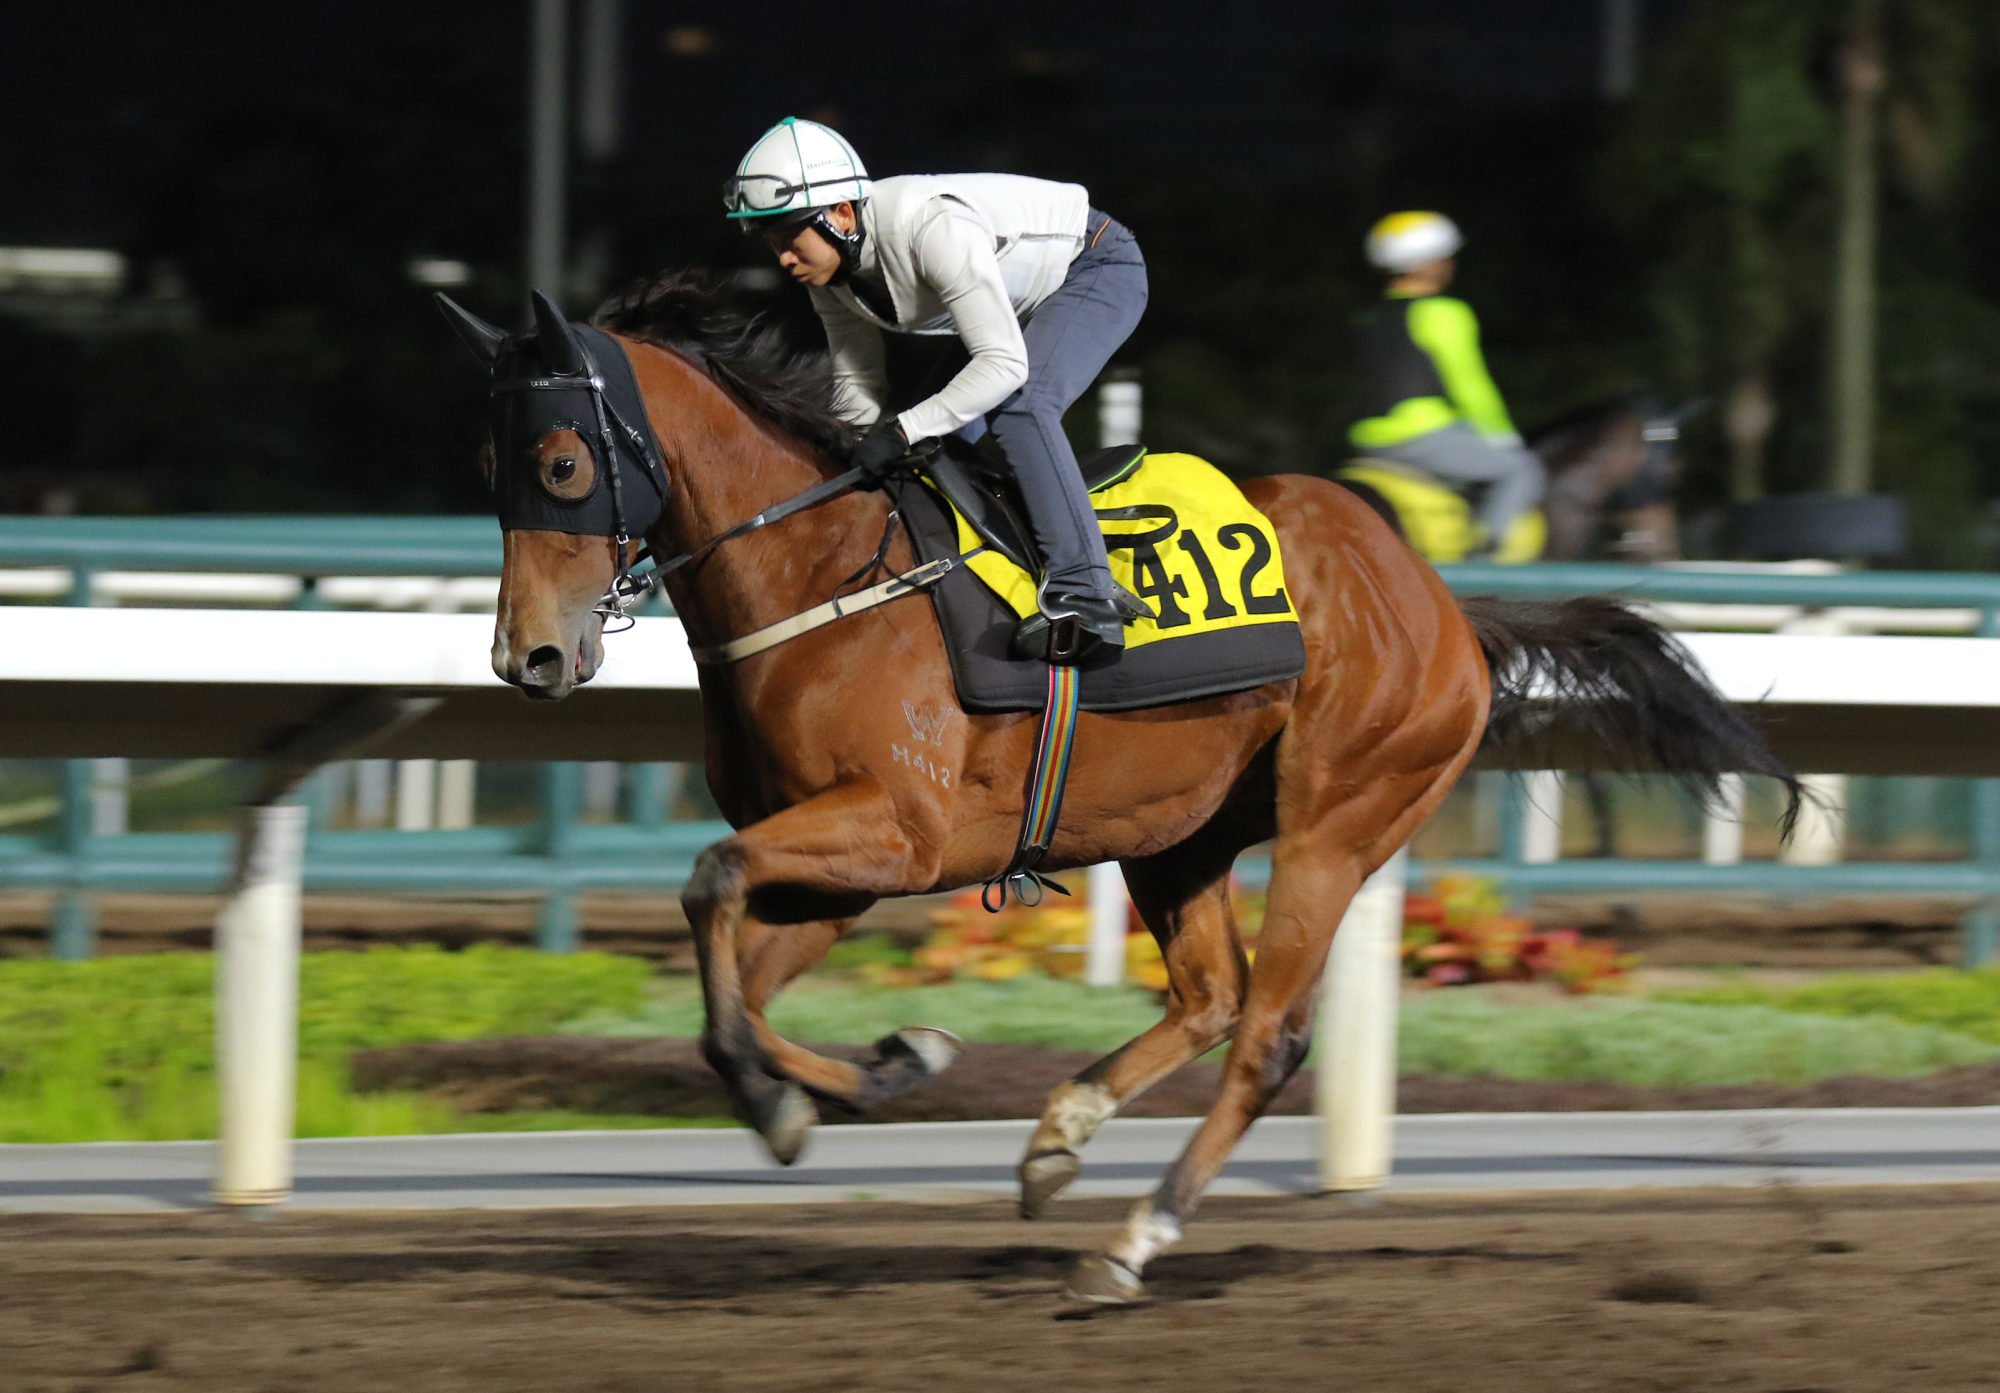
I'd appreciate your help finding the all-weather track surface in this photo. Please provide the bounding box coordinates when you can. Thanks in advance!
[5,1108,1999,1212]
[5,1187,2000,1392]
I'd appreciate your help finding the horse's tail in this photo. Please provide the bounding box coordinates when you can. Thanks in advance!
[1458,595,1802,836]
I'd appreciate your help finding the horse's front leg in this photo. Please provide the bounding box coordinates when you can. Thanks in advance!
[737,915,963,1144]
[683,781,946,1162]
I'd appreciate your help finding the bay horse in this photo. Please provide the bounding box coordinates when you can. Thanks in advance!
[441,275,1797,1304]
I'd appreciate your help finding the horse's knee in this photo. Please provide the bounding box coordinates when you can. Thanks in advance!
[682,841,746,924]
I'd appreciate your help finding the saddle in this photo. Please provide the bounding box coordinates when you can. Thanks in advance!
[916,437,1149,577]
[889,448,1306,714]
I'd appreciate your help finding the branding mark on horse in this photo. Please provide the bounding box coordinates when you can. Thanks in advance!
[891,743,954,789]
[902,701,951,745]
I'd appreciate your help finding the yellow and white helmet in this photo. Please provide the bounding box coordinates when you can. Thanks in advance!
[1365,212,1464,273]
[723,116,872,225]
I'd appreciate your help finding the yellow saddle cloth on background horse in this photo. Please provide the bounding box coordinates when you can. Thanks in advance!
[1335,458,1545,564]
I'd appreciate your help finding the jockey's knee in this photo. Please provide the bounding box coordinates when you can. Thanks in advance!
[1517,451,1549,502]
[987,390,1066,438]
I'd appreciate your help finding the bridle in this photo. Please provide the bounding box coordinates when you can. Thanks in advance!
[491,353,669,626]
[492,331,870,632]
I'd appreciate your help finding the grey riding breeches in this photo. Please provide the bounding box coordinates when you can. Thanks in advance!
[1370,423,1547,548]
[956,212,1148,600]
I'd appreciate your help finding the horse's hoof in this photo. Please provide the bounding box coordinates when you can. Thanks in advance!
[1018,1148,1080,1220]
[745,1079,816,1166]
[878,1026,963,1077]
[1065,1254,1145,1306]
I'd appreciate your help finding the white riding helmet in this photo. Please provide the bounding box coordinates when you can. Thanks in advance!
[1365,212,1464,273]
[723,116,872,224]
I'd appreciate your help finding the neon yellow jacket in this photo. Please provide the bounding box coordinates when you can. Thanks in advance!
[1349,292,1516,449]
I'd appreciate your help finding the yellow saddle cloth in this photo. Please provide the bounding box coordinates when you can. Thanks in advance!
[945,452,1299,647]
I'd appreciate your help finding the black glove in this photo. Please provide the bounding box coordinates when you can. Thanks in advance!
[851,419,910,482]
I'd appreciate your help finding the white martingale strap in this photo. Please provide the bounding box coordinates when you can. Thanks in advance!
[687,556,960,665]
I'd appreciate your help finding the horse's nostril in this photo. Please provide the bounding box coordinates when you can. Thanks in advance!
[522,644,567,684]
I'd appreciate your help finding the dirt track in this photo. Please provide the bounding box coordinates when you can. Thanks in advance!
[6,1188,1999,1392]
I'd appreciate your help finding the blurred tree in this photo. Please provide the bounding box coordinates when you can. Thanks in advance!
[1606,0,1997,560]
[1605,0,1833,506]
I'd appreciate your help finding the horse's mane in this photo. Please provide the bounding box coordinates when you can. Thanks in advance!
[592,271,858,461]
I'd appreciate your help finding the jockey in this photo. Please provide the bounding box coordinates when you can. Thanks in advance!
[724,116,1150,659]
[1349,212,1545,557]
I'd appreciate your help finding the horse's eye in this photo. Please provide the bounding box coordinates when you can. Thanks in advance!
[551,457,576,483]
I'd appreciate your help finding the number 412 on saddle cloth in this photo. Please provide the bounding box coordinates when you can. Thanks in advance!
[953,452,1299,651]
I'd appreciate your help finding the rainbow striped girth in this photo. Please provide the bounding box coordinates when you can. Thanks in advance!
[981,663,1082,911]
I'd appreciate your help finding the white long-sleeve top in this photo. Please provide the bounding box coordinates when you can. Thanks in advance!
[806,173,1090,442]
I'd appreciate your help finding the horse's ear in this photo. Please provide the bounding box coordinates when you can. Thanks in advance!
[433,294,507,365]
[531,290,585,376]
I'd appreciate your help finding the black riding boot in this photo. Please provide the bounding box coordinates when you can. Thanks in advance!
[1009,582,1151,664]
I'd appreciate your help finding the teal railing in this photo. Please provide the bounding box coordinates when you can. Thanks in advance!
[5,518,2000,963]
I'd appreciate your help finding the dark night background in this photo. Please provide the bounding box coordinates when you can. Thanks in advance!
[8,1,2000,564]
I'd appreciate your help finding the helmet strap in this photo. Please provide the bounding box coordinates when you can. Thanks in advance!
[810,208,866,285]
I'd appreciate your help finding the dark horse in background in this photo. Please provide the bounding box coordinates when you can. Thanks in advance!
[441,277,1794,1304]
[1338,392,1689,564]
[1533,392,1686,563]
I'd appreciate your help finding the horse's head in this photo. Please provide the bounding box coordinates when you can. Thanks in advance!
[438,291,669,701]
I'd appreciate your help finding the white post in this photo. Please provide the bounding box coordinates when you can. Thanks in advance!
[352,759,393,828]
[1316,849,1409,1192]
[213,802,307,1207]
[90,757,129,836]
[1777,612,1848,867]
[437,760,478,830]
[1080,376,1144,988]
[1703,772,1746,865]
[583,761,622,820]
[1782,774,1848,867]
[1084,862,1128,987]
[1098,379,1142,448]
[394,759,437,831]
[1519,770,1565,864]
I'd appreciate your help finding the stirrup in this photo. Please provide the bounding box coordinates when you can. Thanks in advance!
[1011,610,1100,664]
[1010,581,1131,665]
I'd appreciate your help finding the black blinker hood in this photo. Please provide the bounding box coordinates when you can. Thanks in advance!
[490,319,667,539]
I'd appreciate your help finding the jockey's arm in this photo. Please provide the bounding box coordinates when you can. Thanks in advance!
[894,203,1031,444]
[1409,295,1518,442]
[809,288,891,426]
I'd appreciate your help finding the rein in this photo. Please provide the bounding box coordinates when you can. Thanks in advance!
[601,462,872,629]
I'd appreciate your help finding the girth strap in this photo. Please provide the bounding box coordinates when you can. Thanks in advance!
[982,663,1083,911]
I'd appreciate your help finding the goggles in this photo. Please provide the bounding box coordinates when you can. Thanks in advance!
[722,172,861,218]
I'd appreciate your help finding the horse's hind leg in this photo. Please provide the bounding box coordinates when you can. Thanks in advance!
[1067,837,1362,1303]
[1069,749,1470,1304]
[1019,840,1249,1219]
